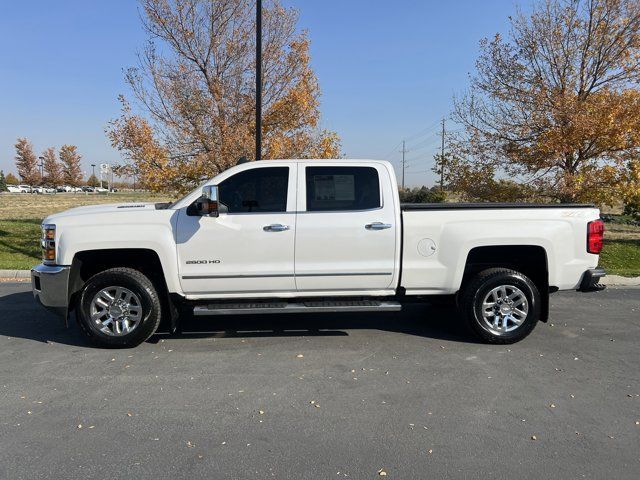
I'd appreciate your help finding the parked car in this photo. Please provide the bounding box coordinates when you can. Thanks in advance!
[34,186,56,194]
[6,185,21,193]
[94,187,108,193]
[57,186,72,193]
[17,184,32,193]
[31,159,606,348]
[81,186,94,192]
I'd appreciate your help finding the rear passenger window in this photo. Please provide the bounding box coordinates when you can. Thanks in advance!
[305,166,381,212]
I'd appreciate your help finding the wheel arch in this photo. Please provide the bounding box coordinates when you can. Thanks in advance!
[459,245,550,322]
[68,248,178,331]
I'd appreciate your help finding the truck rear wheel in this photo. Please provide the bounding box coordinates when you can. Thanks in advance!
[459,268,541,344]
[76,267,161,348]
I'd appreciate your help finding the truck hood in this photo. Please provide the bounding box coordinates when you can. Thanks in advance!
[44,202,165,223]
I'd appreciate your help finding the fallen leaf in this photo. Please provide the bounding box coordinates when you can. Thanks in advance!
[88,425,95,429]
[428,449,433,454]
[550,404,556,408]
[531,435,537,440]
[296,354,304,358]
[259,410,265,415]
[77,424,82,429]
[27,411,32,415]
[378,468,387,476]
[127,413,133,417]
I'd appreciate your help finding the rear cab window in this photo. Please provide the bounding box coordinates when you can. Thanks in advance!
[305,166,381,212]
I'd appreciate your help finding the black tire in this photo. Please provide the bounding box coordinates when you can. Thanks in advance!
[76,267,161,348]
[459,268,541,344]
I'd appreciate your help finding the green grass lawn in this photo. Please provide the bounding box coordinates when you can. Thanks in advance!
[599,239,640,277]
[1,193,639,276]
[0,218,41,270]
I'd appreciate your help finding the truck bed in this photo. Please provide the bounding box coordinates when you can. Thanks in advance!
[401,203,595,210]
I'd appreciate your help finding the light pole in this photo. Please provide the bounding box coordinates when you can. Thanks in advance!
[38,156,45,186]
[91,164,96,185]
[255,0,262,161]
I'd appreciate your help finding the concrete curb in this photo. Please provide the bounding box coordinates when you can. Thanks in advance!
[0,270,31,280]
[602,275,640,286]
[1,269,639,285]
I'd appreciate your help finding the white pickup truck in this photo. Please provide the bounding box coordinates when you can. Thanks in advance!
[31,159,606,348]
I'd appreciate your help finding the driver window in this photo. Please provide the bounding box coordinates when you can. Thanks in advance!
[218,167,289,213]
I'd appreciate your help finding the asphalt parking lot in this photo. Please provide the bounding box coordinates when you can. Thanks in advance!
[0,283,638,479]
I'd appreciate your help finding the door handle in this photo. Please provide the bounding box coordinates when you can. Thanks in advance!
[365,222,392,230]
[263,224,290,232]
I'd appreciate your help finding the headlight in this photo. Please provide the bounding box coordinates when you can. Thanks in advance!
[42,224,56,264]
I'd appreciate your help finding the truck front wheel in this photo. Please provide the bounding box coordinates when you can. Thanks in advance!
[459,268,541,344]
[76,267,162,348]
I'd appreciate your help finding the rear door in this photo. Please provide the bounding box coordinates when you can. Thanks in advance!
[294,163,399,292]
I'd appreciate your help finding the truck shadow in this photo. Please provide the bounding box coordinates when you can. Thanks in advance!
[156,303,481,344]
[0,291,481,347]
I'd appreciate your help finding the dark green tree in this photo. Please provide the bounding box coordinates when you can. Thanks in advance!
[0,170,7,192]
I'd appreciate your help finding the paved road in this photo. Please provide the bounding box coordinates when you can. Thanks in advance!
[0,283,638,479]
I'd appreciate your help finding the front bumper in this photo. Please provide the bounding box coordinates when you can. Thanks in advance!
[578,267,606,292]
[31,264,71,319]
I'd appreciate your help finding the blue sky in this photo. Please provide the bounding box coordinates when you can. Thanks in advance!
[0,0,521,187]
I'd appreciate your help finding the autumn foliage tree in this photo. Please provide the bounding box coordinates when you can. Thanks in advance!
[86,174,100,187]
[41,147,62,186]
[59,145,83,187]
[14,138,39,186]
[5,173,19,185]
[108,0,340,193]
[450,0,640,204]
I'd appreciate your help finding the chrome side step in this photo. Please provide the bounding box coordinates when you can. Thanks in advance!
[193,300,402,316]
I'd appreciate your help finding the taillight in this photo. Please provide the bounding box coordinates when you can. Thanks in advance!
[587,219,604,254]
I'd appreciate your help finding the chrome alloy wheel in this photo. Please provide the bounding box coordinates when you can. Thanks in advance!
[89,286,143,336]
[481,285,529,334]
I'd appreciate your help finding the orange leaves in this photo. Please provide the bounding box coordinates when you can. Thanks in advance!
[14,138,39,186]
[452,0,640,205]
[107,0,340,193]
[59,145,83,188]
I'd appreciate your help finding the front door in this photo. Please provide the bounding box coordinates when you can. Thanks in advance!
[176,165,297,296]
[294,163,399,292]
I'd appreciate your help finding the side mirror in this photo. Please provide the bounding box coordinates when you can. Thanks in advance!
[195,185,219,217]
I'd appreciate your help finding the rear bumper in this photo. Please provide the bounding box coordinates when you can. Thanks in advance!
[578,267,606,292]
[31,264,71,318]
